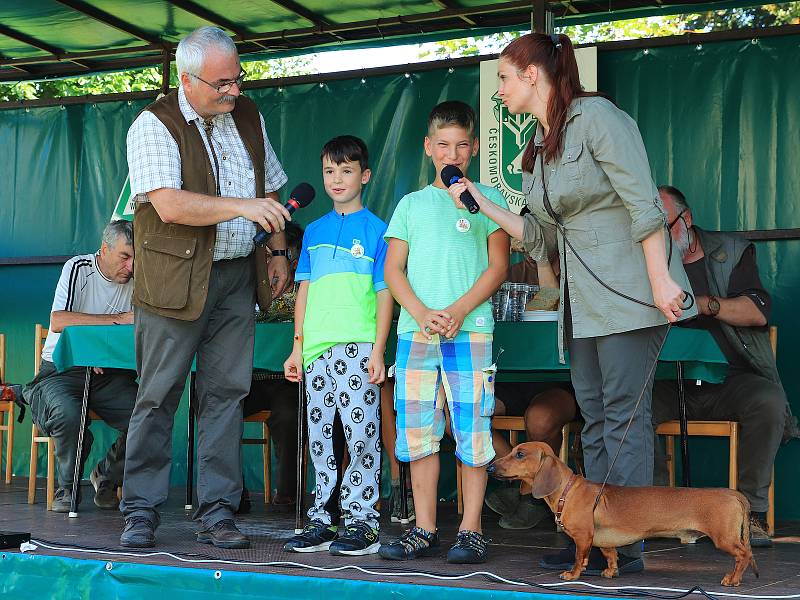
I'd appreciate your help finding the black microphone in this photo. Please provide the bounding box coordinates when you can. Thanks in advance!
[441,165,480,214]
[253,182,315,247]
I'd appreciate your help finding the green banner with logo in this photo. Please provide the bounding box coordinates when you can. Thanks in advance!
[479,47,597,213]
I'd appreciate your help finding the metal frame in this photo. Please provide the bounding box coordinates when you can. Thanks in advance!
[4,20,800,108]
[0,0,777,82]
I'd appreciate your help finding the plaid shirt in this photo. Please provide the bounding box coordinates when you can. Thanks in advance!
[127,87,288,260]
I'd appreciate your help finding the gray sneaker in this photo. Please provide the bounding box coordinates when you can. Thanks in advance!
[389,483,415,524]
[52,487,76,513]
[749,515,773,548]
[90,468,119,510]
[120,516,156,548]
[498,496,551,530]
[484,486,522,517]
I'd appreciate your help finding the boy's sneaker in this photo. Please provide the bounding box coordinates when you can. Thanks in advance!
[446,530,488,564]
[283,520,338,553]
[379,526,440,560]
[329,521,380,556]
[389,482,416,524]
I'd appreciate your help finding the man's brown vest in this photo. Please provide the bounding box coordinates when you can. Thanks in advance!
[133,90,273,321]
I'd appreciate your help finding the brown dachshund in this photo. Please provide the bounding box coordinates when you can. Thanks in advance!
[487,441,758,586]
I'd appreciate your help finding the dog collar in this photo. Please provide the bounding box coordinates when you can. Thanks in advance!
[555,473,577,529]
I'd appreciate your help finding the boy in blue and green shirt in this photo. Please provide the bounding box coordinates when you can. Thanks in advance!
[283,136,392,556]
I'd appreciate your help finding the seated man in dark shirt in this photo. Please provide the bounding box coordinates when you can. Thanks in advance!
[653,186,799,547]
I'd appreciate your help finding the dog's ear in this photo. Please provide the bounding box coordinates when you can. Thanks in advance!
[519,480,532,495]
[530,455,562,498]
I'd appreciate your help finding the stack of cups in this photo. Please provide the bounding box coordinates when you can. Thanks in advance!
[493,284,510,321]
[492,283,540,321]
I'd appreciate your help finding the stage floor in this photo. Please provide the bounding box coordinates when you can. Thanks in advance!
[2,478,800,599]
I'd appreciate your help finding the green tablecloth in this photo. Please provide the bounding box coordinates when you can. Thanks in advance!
[53,321,727,383]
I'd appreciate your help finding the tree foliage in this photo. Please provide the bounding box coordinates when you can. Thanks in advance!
[418,2,799,58]
[1,3,797,102]
[0,55,312,102]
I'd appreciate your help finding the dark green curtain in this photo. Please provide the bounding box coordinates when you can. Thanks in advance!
[600,36,800,517]
[2,35,799,515]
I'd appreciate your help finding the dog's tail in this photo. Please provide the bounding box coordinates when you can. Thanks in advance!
[738,494,760,578]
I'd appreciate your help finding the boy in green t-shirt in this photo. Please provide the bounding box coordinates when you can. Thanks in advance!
[379,101,510,564]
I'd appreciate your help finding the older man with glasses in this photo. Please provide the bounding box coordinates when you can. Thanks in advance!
[652,185,799,549]
[120,26,290,549]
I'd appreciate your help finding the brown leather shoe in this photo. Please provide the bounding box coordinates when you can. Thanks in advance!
[197,519,250,549]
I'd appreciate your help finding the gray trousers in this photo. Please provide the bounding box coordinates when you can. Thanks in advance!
[26,360,136,488]
[120,256,255,529]
[568,324,667,558]
[652,372,785,513]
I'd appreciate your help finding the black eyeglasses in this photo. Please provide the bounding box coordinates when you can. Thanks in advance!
[191,69,246,94]
[668,209,686,229]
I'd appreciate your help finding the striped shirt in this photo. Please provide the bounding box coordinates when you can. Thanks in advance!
[41,253,134,362]
[126,86,288,260]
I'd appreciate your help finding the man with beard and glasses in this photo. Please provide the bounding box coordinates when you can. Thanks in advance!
[120,26,290,549]
[652,185,798,548]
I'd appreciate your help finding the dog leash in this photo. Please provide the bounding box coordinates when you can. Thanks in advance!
[555,473,578,529]
[591,323,672,512]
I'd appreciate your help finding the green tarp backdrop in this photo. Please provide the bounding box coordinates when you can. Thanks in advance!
[1,34,799,515]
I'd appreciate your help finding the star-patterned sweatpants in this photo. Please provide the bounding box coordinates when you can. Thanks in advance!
[305,342,381,530]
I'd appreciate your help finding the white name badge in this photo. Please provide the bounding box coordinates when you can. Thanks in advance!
[350,240,364,258]
[456,218,471,233]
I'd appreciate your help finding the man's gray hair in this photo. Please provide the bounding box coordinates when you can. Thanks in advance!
[102,220,133,249]
[175,26,238,79]
[658,185,691,214]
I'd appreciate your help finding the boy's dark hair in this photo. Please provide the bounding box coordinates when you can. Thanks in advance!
[320,135,369,171]
[427,100,476,138]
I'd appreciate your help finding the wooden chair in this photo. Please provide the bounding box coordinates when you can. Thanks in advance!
[242,410,272,504]
[656,325,778,536]
[28,323,100,510]
[29,324,56,509]
[0,332,15,484]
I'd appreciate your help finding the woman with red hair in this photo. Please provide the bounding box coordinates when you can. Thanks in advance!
[445,32,696,575]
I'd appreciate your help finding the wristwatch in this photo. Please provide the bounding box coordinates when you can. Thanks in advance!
[707,295,721,317]
[271,249,288,257]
